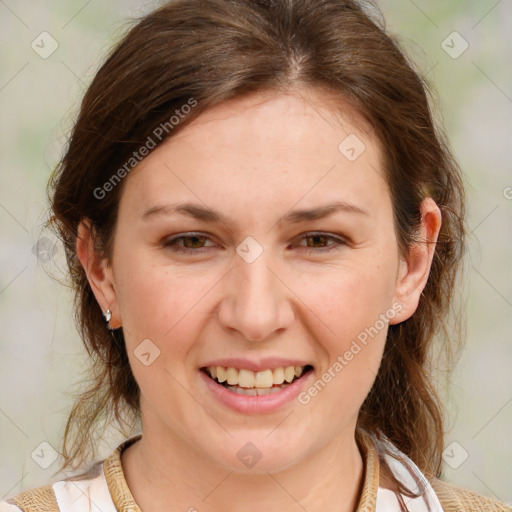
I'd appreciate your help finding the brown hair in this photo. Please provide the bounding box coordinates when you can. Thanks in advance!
[48,0,465,497]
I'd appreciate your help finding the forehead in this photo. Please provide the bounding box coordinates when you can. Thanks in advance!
[121,88,389,223]
[168,87,376,161]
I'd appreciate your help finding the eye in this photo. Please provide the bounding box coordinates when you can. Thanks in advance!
[163,233,216,254]
[162,231,347,255]
[294,232,347,253]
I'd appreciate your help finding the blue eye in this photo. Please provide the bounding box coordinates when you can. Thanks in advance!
[163,232,346,254]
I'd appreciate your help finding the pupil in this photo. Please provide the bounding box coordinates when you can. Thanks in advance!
[309,235,325,247]
[186,235,204,248]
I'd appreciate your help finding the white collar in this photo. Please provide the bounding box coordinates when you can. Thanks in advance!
[376,439,444,511]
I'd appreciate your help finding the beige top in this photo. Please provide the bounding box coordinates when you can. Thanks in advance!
[1,429,510,512]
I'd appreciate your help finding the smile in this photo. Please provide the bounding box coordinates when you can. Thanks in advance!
[201,365,314,396]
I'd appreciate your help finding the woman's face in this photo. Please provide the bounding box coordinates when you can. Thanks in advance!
[96,88,432,472]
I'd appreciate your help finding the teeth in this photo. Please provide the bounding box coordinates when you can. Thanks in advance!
[205,365,307,388]
[226,384,288,396]
[272,367,285,385]
[217,367,227,383]
[284,366,295,382]
[238,369,255,388]
[254,369,273,388]
[226,367,238,385]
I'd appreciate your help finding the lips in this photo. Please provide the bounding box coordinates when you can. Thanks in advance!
[199,362,314,413]
[198,356,315,412]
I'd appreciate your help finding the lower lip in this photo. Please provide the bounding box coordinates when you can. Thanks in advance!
[199,370,314,414]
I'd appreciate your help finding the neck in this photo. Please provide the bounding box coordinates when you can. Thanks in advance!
[122,415,364,512]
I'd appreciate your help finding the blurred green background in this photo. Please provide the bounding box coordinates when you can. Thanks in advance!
[0,0,511,504]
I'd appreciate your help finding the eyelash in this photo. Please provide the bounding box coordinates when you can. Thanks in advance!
[163,232,347,255]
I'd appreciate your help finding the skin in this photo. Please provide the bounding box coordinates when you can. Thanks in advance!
[77,87,441,512]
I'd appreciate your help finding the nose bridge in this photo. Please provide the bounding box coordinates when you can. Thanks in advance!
[219,243,294,342]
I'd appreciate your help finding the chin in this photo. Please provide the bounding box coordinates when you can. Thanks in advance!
[200,433,310,474]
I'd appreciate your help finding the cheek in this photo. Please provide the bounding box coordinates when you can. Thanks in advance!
[113,248,214,340]
[298,257,398,349]
[116,260,216,406]
[298,270,391,424]
[293,253,396,408]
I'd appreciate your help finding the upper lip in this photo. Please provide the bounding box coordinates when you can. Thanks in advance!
[200,357,312,372]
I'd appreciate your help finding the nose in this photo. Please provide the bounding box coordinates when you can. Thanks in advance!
[217,249,295,342]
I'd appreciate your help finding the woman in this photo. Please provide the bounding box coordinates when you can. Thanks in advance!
[1,0,510,511]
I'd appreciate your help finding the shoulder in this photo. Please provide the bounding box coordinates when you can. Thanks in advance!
[0,485,58,512]
[0,460,113,512]
[0,435,141,512]
[430,477,512,512]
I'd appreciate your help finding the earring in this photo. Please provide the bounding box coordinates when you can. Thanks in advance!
[103,309,114,331]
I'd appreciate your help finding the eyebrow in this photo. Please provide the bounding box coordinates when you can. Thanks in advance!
[141,200,369,225]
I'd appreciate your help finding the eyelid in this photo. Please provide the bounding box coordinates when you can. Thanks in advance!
[163,232,217,252]
[293,232,348,252]
[162,231,348,254]
[293,231,347,244]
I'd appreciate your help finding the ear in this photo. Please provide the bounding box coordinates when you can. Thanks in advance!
[76,219,122,329]
[390,197,442,325]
